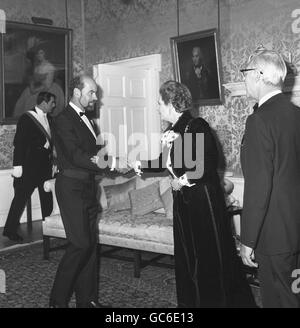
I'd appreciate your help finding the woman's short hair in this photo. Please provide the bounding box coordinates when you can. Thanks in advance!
[159,80,192,113]
[248,50,287,87]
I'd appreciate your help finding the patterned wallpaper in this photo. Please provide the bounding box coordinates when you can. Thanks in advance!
[0,0,84,169]
[83,0,300,175]
[2,0,300,173]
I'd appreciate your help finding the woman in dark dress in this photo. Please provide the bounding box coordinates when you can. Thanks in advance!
[133,80,255,308]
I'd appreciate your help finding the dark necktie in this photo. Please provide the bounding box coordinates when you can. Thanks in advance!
[80,112,87,117]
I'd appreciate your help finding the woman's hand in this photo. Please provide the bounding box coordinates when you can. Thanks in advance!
[170,178,183,191]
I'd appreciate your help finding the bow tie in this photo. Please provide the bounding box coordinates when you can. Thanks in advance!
[79,112,87,117]
[253,103,259,112]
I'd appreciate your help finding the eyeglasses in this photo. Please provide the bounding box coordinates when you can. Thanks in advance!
[240,68,263,77]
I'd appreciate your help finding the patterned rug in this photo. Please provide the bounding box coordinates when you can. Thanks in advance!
[0,241,260,308]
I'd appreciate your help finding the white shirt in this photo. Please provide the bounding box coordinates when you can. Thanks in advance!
[258,90,282,108]
[34,106,51,138]
[69,101,97,140]
[69,102,116,170]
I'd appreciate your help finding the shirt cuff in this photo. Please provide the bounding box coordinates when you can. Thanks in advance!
[134,161,142,176]
[110,157,116,171]
[12,166,23,178]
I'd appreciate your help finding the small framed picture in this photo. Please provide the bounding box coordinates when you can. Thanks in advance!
[170,28,224,106]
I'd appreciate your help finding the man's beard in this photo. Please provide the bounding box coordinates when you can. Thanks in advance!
[80,99,96,111]
[85,102,95,111]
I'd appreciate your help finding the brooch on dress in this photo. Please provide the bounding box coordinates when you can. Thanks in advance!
[161,130,180,148]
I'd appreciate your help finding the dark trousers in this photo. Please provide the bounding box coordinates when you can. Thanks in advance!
[256,251,300,308]
[4,175,53,234]
[50,174,99,307]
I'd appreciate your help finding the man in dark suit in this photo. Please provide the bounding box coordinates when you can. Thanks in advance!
[3,92,56,242]
[240,50,300,307]
[49,75,126,308]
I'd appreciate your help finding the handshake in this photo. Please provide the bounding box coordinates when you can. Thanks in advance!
[90,155,142,175]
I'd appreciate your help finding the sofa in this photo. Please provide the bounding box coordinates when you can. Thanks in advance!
[42,174,175,278]
[42,173,241,278]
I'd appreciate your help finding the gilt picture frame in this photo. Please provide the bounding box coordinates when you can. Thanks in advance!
[170,28,223,106]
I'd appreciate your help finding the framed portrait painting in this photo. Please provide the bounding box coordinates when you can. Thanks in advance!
[170,28,223,106]
[0,21,72,124]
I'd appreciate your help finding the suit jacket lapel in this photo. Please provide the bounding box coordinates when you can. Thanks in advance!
[66,105,97,142]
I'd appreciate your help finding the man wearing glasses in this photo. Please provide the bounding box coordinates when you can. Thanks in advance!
[240,50,300,308]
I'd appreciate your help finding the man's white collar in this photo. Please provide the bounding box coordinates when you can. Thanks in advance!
[35,106,46,116]
[259,90,282,107]
[69,101,84,115]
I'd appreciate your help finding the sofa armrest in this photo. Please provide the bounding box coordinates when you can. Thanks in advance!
[44,179,60,216]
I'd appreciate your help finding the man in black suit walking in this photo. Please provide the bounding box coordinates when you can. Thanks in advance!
[240,50,300,307]
[49,75,126,308]
[3,92,56,242]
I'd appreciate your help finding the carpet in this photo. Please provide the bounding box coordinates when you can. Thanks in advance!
[0,241,261,308]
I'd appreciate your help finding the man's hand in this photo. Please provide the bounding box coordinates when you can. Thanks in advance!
[91,155,98,164]
[12,166,22,178]
[90,155,132,174]
[129,160,142,176]
[240,243,258,268]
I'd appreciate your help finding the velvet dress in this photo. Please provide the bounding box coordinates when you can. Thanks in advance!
[142,110,255,308]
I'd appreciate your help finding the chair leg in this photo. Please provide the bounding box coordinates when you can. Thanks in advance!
[133,250,141,278]
[43,236,50,260]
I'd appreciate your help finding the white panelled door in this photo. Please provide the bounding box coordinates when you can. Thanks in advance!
[94,61,161,162]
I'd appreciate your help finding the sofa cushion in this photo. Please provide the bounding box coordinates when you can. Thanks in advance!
[96,177,115,209]
[161,187,173,219]
[103,177,136,211]
[129,181,164,216]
